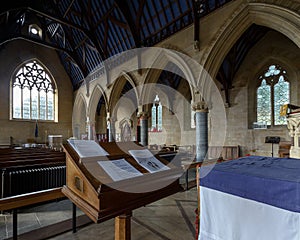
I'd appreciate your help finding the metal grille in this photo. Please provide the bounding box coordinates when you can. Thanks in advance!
[1,165,66,198]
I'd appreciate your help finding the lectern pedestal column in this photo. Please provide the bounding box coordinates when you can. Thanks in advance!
[115,212,132,240]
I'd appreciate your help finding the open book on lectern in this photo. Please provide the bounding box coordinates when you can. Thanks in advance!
[67,140,171,182]
[67,139,109,159]
[128,149,170,173]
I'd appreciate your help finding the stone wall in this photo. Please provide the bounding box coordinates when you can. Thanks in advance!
[1,0,299,158]
[0,40,73,145]
[226,30,300,156]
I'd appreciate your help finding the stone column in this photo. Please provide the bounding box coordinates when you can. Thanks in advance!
[73,123,81,140]
[287,118,295,147]
[136,117,141,143]
[193,101,208,162]
[107,114,116,142]
[137,111,148,146]
[86,118,96,140]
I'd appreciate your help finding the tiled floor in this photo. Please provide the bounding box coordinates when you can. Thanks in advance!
[0,187,198,240]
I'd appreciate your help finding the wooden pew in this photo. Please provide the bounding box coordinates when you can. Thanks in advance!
[278,141,291,158]
[179,145,240,190]
[207,145,240,160]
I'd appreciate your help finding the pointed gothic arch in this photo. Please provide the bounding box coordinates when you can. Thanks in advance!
[10,58,58,122]
[203,2,300,80]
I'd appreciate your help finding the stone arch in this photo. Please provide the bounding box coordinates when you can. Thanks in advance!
[88,84,108,122]
[108,71,138,115]
[141,49,196,105]
[72,93,88,139]
[203,2,300,79]
[107,72,138,141]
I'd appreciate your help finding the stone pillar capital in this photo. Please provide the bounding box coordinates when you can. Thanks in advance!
[137,111,148,119]
[192,101,208,112]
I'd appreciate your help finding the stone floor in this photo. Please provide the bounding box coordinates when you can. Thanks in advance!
[0,187,198,240]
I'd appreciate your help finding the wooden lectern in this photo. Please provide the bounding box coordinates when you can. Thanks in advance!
[62,141,183,240]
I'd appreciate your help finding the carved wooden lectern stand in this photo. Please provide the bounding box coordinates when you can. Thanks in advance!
[62,141,183,240]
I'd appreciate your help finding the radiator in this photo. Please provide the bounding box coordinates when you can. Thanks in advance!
[1,165,66,198]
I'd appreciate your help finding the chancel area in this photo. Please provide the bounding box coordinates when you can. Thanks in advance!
[1,0,300,240]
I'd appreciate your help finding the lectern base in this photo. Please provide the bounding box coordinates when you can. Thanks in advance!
[115,212,132,240]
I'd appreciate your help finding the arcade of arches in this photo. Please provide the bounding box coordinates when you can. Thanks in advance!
[1,0,300,158]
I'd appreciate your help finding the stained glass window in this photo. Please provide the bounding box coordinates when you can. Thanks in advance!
[256,64,289,126]
[12,60,56,121]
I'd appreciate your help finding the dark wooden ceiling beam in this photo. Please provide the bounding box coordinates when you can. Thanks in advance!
[103,21,109,57]
[176,0,183,14]
[166,0,175,19]
[108,15,129,30]
[26,7,89,34]
[192,0,200,46]
[144,1,155,35]
[134,0,147,41]
[76,0,107,60]
[0,32,86,76]
[59,26,87,76]
[94,6,114,26]
[62,0,75,17]
[108,22,124,53]
[115,0,140,47]
[150,0,163,30]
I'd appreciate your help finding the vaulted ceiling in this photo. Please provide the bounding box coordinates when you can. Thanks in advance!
[1,0,240,91]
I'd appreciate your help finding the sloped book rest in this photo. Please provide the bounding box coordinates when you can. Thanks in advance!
[62,140,183,229]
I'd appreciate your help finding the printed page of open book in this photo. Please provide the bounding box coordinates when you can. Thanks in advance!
[67,139,108,158]
[97,159,143,182]
[128,149,170,173]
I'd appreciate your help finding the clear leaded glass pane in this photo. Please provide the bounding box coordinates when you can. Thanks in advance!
[22,87,30,119]
[151,103,156,130]
[274,76,289,125]
[47,91,54,120]
[191,109,195,129]
[13,86,22,118]
[257,79,271,125]
[31,86,39,120]
[39,90,47,120]
[157,103,162,131]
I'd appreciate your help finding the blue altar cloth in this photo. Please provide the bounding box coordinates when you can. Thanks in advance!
[200,156,300,212]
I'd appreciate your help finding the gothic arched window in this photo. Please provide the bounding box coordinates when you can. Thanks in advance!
[256,64,289,126]
[12,60,56,121]
[151,95,162,132]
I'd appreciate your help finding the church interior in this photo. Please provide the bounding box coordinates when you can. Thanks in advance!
[1,0,300,239]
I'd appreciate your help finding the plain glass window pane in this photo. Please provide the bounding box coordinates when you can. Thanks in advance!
[39,90,47,120]
[274,76,289,125]
[47,92,54,120]
[13,86,22,118]
[151,104,156,130]
[22,87,30,119]
[157,103,162,131]
[31,87,39,119]
[257,80,271,125]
